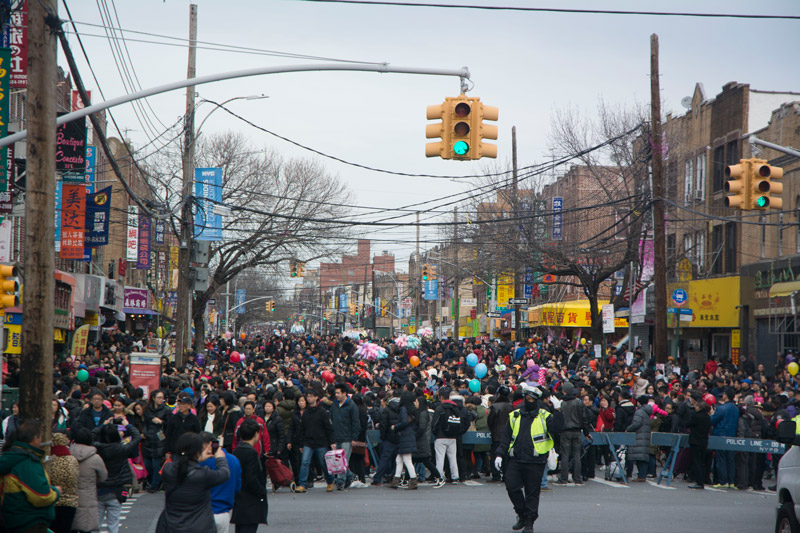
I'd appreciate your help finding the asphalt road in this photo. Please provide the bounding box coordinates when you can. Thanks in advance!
[118,476,775,533]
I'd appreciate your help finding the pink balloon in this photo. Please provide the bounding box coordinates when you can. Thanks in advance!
[224,331,232,340]
[230,352,240,363]
[527,359,535,368]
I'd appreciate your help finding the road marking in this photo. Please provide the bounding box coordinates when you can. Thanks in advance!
[646,480,675,490]
[462,480,484,487]
[704,487,725,492]
[589,478,629,488]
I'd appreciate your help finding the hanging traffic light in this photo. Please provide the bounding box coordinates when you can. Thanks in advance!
[422,263,429,281]
[297,261,306,277]
[451,98,472,159]
[426,95,498,160]
[0,264,18,310]
[753,160,783,209]
[475,100,499,159]
[290,260,297,277]
[430,264,438,280]
[271,300,276,312]
[724,160,750,209]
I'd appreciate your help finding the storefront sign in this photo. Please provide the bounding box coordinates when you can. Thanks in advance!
[124,287,148,310]
[84,186,111,246]
[59,183,86,259]
[667,276,739,328]
[71,324,90,357]
[126,206,138,261]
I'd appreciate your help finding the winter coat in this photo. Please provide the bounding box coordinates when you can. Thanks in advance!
[50,435,79,508]
[157,457,230,533]
[626,404,653,462]
[298,403,334,448]
[747,406,765,438]
[330,397,361,443]
[276,399,296,430]
[614,401,635,432]
[0,442,61,531]
[686,410,711,448]
[143,404,170,458]
[264,413,285,455]
[290,410,305,447]
[233,415,269,455]
[393,405,417,454]
[165,411,201,454]
[473,405,491,452]
[414,407,433,459]
[94,425,142,490]
[710,401,739,437]
[198,410,224,439]
[70,443,108,532]
[381,398,402,443]
[71,405,113,437]
[220,406,243,451]
[487,399,513,441]
[231,442,268,526]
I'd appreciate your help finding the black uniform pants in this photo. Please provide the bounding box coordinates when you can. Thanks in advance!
[504,459,546,523]
[690,444,707,487]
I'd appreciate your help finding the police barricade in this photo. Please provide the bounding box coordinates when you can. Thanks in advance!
[588,432,786,487]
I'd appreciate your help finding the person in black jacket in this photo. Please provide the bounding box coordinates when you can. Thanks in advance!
[232,419,268,532]
[166,396,201,455]
[488,386,513,482]
[263,400,285,458]
[687,399,711,489]
[93,420,141,533]
[219,392,243,453]
[294,390,334,493]
[71,389,113,438]
[143,390,170,493]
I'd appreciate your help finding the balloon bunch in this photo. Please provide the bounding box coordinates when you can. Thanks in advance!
[344,329,364,340]
[356,342,388,361]
[417,327,433,338]
[395,335,408,348]
[290,324,305,334]
[229,351,246,363]
[321,370,335,384]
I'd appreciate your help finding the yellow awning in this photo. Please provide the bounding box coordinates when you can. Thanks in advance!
[769,281,800,298]
[528,300,627,328]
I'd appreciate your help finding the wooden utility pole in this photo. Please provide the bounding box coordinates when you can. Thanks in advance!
[512,126,521,342]
[20,0,57,435]
[651,34,667,364]
[453,207,459,342]
[175,4,197,366]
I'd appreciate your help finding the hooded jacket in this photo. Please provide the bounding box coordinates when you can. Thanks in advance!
[0,441,61,531]
[560,382,586,432]
[70,443,108,532]
[94,425,142,490]
[330,396,361,443]
[626,404,654,462]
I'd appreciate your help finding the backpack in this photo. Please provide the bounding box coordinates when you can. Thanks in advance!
[439,404,463,438]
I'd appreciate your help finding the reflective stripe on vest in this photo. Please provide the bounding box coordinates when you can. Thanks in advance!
[793,414,800,435]
[508,408,554,456]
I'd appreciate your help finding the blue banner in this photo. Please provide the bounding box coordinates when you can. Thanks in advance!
[154,220,165,244]
[553,197,563,240]
[85,145,96,193]
[524,268,534,298]
[194,167,223,241]
[339,293,347,313]
[54,181,62,252]
[236,289,246,314]
[424,279,438,300]
[85,186,111,247]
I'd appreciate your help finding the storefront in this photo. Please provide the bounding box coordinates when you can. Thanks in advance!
[73,273,103,341]
[123,286,158,332]
[527,300,628,344]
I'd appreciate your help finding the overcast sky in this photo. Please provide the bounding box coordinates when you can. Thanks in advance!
[61,0,800,271]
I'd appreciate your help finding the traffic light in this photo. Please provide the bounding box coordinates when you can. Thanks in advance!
[753,160,783,209]
[290,260,297,277]
[297,261,306,277]
[422,263,429,281]
[0,264,18,310]
[355,304,359,316]
[430,264,438,280]
[724,160,750,209]
[426,95,498,160]
[271,300,276,312]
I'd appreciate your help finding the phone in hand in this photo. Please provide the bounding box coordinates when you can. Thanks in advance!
[113,418,123,425]
[211,441,220,454]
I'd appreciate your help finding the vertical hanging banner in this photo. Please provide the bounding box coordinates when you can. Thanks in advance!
[194,167,223,241]
[59,183,86,259]
[0,47,10,194]
[0,218,12,262]
[56,113,87,179]
[8,2,26,89]
[552,197,563,241]
[0,143,14,214]
[154,220,165,244]
[84,145,96,193]
[137,215,151,269]
[84,186,111,246]
[235,289,246,314]
[126,206,139,261]
[54,181,62,252]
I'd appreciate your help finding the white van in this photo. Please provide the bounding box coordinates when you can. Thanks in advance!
[776,421,800,533]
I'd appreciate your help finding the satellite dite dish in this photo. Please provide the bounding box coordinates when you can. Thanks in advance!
[680,96,692,110]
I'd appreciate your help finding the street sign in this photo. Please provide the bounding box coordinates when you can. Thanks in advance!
[509,298,529,305]
[208,298,216,305]
[486,311,501,318]
[542,273,556,284]
[671,288,687,307]
[667,307,693,315]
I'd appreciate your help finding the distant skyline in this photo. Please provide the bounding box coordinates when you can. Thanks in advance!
[61,0,800,270]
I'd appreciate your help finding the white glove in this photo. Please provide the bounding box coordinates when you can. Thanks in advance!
[494,456,503,471]
[551,397,562,410]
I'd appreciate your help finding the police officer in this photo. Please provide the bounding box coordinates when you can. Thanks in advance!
[494,383,563,533]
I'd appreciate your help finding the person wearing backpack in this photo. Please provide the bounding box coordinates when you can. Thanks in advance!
[432,389,464,485]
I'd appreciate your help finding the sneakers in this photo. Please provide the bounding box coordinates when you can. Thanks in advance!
[326,484,334,492]
[293,485,307,493]
[553,480,568,485]
[687,484,704,490]
[712,483,726,489]
[349,480,367,489]
[407,478,419,490]
[433,478,446,489]
[450,480,460,485]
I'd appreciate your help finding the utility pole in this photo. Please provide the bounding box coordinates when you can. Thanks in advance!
[175,4,197,366]
[512,126,521,343]
[650,34,667,364]
[453,207,459,342]
[20,0,57,432]
[415,211,420,334]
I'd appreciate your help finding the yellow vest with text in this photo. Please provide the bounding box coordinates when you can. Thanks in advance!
[792,414,800,435]
[508,408,554,456]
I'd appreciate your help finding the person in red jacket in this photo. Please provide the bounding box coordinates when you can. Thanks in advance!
[704,356,718,377]
[233,401,269,457]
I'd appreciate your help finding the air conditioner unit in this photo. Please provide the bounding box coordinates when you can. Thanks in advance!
[695,191,704,202]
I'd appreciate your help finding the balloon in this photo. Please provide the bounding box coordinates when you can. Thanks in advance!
[323,371,335,384]
[527,359,535,368]
[410,355,420,367]
[230,352,240,363]
[787,354,796,364]
[580,338,587,345]
[240,332,246,340]
[789,362,799,376]
[195,352,205,366]
[474,362,488,379]
[77,369,89,382]
[466,353,478,367]
[468,379,481,393]
[224,331,232,340]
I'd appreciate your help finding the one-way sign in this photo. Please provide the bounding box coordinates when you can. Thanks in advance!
[509,298,529,305]
[486,312,502,318]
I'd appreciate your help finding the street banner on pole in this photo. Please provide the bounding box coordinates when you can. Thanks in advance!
[194,167,223,241]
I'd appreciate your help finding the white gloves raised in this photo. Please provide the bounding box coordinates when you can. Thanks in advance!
[494,456,503,471]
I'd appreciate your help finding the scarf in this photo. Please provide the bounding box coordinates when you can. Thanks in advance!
[52,445,71,457]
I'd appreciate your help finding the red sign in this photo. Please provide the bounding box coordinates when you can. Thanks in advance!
[59,183,85,259]
[71,89,91,112]
[118,259,127,278]
[130,354,161,398]
[470,308,477,320]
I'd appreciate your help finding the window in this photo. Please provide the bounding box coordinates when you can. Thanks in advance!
[695,231,705,273]
[695,153,706,200]
[726,140,739,168]
[683,233,693,260]
[684,159,694,205]
[712,225,724,275]
[712,145,725,192]
[724,222,737,273]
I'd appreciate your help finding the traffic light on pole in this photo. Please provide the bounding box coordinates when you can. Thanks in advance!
[297,261,306,277]
[724,160,751,209]
[430,264,438,280]
[422,263,429,281]
[271,300,276,312]
[474,100,499,159]
[0,264,19,310]
[426,95,498,160]
[753,160,783,210]
[290,260,297,277]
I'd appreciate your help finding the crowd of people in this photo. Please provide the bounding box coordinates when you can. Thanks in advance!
[0,328,796,532]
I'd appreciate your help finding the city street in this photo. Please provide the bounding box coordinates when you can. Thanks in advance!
[119,476,774,532]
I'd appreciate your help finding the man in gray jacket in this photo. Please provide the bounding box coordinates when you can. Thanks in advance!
[330,383,360,490]
[555,381,588,485]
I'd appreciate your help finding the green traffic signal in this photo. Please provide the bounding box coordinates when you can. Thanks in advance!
[454,141,469,155]
[757,196,768,207]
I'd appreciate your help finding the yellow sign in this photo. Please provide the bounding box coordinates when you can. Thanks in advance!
[677,258,693,282]
[731,329,740,349]
[528,300,627,329]
[4,323,20,354]
[667,276,739,328]
[497,273,515,306]
[84,311,100,327]
[71,324,91,357]
[54,328,65,343]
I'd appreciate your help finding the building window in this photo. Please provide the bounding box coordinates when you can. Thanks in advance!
[726,140,739,168]
[347,270,354,276]
[712,145,725,192]
[724,222,737,273]
[761,214,767,259]
[695,152,706,201]
[683,233,693,261]
[695,231,705,273]
[711,225,724,275]
[684,159,694,205]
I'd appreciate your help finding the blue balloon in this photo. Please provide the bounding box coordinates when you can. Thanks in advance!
[466,353,478,367]
[469,379,481,393]
[474,362,487,379]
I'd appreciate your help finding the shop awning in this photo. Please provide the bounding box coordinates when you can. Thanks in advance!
[769,281,800,298]
[124,308,159,316]
[527,300,627,328]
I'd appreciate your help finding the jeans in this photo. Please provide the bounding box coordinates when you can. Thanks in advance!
[541,464,548,488]
[334,441,354,487]
[435,438,459,481]
[144,455,164,489]
[715,450,735,485]
[98,494,122,533]
[299,446,332,487]
[373,441,397,484]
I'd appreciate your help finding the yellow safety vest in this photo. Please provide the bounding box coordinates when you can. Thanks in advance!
[792,414,800,435]
[508,408,554,456]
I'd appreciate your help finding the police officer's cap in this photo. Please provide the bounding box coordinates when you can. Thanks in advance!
[520,383,542,399]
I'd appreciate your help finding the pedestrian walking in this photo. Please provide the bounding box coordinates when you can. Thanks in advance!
[232,419,269,532]
[687,399,711,489]
[199,432,242,533]
[93,417,141,533]
[49,432,79,533]
[330,383,360,490]
[70,428,108,533]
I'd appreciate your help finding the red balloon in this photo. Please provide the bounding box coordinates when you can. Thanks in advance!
[322,371,335,384]
[230,352,240,363]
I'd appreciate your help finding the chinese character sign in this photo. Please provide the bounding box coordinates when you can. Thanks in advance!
[137,215,151,270]
[126,206,138,261]
[84,186,111,246]
[84,145,95,193]
[54,181,62,252]
[0,47,10,193]
[552,197,563,240]
[123,287,148,310]
[194,168,223,241]
[155,220,165,244]
[8,3,26,89]
[60,183,85,259]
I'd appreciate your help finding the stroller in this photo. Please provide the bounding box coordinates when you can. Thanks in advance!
[605,445,627,482]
